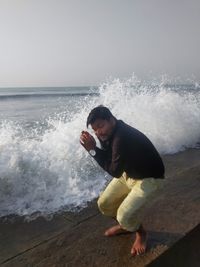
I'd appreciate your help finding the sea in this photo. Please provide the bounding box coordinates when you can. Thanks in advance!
[0,75,200,220]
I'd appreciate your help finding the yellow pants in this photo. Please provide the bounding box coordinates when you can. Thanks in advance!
[97,173,164,232]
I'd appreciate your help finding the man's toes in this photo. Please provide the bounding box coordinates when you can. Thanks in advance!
[131,248,137,256]
[104,230,112,236]
[139,248,144,254]
[139,247,145,255]
[104,230,109,236]
[132,247,144,256]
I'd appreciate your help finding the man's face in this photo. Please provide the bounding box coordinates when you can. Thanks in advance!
[91,118,116,141]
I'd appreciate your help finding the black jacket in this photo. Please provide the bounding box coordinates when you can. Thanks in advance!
[93,120,165,179]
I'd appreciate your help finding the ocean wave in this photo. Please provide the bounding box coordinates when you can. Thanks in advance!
[0,74,200,219]
[0,92,99,100]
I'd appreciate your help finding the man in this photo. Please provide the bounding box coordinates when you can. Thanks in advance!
[80,105,165,256]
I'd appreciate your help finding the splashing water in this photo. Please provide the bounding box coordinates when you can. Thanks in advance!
[0,74,200,219]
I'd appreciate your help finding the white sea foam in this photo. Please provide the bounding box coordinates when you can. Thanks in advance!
[0,74,200,219]
[98,75,200,154]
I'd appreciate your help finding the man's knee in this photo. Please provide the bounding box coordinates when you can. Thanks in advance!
[97,194,117,217]
[116,206,140,232]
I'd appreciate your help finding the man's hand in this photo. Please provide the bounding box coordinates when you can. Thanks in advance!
[80,131,96,151]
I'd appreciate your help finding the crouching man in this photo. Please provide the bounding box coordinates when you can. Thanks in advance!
[80,105,165,256]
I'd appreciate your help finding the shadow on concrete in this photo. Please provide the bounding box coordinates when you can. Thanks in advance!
[148,224,200,267]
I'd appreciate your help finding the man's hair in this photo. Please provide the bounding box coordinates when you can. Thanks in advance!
[86,105,114,127]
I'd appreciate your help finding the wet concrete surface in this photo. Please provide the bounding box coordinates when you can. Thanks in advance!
[0,149,200,267]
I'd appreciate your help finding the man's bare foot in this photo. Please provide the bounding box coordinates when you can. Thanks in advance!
[104,224,130,236]
[131,225,147,256]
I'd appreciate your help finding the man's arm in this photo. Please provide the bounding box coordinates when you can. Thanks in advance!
[93,136,124,178]
[80,131,124,178]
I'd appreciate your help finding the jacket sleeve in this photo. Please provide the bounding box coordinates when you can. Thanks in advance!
[93,136,124,178]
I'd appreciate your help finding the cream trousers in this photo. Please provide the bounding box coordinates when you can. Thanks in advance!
[97,173,164,232]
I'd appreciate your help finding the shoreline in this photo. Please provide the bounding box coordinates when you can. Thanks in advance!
[1,148,200,266]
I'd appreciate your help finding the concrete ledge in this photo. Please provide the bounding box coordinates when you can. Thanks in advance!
[148,223,200,267]
[1,149,200,266]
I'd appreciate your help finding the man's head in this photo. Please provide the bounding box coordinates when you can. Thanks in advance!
[87,105,116,141]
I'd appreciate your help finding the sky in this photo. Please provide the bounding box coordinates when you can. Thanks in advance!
[0,0,200,87]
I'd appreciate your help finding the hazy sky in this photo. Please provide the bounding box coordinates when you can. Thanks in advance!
[0,0,200,87]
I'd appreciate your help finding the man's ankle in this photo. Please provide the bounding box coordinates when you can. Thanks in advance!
[136,224,146,235]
